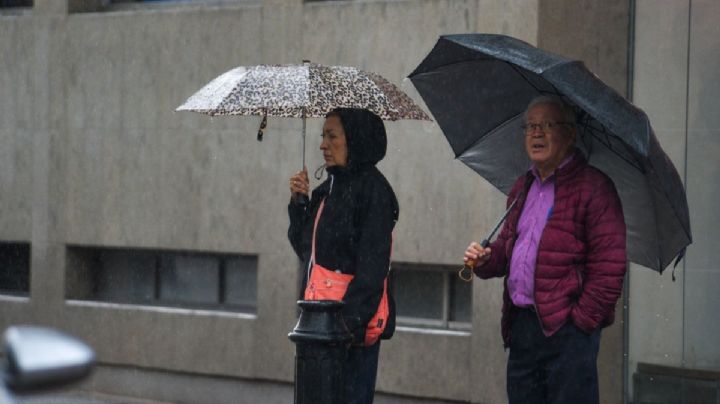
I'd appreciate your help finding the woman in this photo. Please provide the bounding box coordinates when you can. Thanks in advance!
[287,108,398,404]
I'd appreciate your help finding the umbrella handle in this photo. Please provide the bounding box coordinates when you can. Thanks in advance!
[458,239,489,282]
[294,194,309,206]
[458,265,473,282]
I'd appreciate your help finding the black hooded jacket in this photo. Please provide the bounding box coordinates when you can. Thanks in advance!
[288,108,399,343]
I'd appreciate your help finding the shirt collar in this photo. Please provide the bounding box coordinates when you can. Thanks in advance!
[530,151,577,181]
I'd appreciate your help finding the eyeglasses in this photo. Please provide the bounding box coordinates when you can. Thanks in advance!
[521,121,573,133]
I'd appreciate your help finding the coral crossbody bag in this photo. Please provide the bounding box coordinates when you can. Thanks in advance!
[303,199,390,346]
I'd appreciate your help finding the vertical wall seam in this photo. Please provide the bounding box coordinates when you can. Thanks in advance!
[681,0,692,369]
[623,0,636,401]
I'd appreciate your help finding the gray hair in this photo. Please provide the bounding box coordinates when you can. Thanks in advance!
[523,95,577,126]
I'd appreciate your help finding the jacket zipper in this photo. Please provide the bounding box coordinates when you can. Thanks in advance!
[531,180,554,336]
[575,266,583,291]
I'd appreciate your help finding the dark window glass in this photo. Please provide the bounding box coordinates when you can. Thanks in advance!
[159,254,220,305]
[66,246,257,313]
[0,242,30,296]
[224,256,258,311]
[449,274,472,323]
[110,0,184,3]
[96,250,156,303]
[393,263,471,330]
[0,1,32,8]
[395,269,444,320]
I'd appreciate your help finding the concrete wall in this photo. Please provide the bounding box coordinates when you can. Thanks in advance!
[0,0,633,402]
[630,0,720,381]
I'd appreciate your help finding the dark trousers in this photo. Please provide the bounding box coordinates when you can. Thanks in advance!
[507,308,601,404]
[343,341,381,404]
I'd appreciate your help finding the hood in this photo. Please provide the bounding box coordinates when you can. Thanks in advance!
[328,108,387,174]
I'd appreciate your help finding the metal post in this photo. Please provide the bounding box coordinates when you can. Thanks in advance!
[288,300,352,404]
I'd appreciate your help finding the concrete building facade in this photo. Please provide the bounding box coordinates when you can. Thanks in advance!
[0,0,716,403]
[629,0,720,402]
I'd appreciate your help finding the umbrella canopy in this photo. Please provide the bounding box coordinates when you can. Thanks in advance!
[408,34,691,273]
[177,62,430,121]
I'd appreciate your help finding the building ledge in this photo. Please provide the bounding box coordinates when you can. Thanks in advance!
[637,362,720,381]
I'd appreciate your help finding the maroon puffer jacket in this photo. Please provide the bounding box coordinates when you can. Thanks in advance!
[474,152,626,347]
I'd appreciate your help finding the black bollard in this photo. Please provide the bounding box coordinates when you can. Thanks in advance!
[288,300,353,404]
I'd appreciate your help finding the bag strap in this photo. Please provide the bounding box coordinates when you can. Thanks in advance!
[310,198,326,265]
[309,198,395,279]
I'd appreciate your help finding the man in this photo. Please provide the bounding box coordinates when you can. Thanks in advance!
[464,95,626,404]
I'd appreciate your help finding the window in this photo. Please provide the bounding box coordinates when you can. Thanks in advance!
[108,0,233,4]
[393,263,471,330]
[109,0,190,3]
[72,0,257,13]
[66,246,257,313]
[0,242,30,297]
[0,0,32,7]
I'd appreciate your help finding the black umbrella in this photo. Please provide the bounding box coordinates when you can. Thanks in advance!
[408,34,691,273]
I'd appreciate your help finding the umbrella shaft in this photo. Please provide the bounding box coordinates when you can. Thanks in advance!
[464,198,518,269]
[302,113,306,168]
[485,198,518,241]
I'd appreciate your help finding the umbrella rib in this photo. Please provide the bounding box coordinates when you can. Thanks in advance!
[582,123,643,172]
[413,59,559,97]
[409,60,489,79]
[458,112,525,157]
[506,63,561,96]
[413,59,562,100]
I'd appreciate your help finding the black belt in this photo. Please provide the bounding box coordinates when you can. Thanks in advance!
[515,305,536,313]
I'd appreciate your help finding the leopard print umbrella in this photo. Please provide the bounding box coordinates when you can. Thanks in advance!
[176,63,430,121]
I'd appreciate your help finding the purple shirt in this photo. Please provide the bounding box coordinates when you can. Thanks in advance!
[507,154,575,307]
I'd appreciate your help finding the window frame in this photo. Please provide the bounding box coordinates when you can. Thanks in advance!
[393,262,472,332]
[65,245,258,314]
